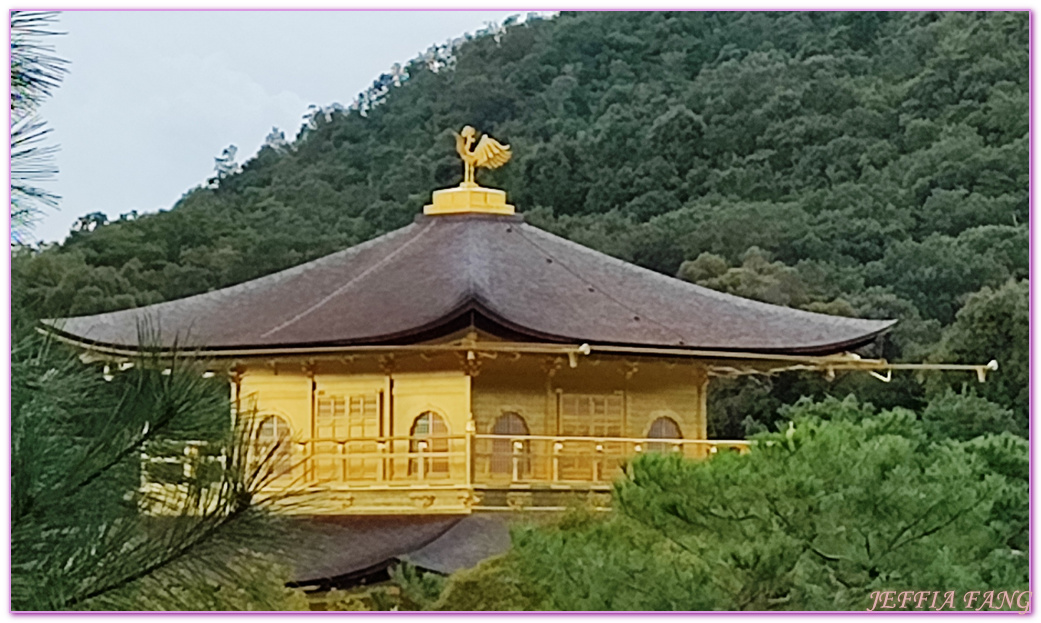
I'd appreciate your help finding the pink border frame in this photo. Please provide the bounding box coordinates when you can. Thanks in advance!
[5,8,1034,616]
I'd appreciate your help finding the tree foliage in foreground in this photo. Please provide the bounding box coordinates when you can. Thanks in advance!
[926,279,1028,423]
[434,396,1028,611]
[10,335,307,611]
[10,10,68,241]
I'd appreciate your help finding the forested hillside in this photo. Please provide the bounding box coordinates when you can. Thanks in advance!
[14,11,1028,433]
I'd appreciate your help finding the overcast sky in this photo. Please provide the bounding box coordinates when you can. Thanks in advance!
[31,10,536,244]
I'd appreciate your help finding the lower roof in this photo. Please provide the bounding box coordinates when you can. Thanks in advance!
[281,514,509,586]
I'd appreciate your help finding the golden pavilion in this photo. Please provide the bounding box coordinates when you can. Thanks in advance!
[43,128,993,518]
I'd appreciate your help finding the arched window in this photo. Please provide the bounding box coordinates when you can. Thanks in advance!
[647,416,682,453]
[256,415,293,472]
[491,412,530,479]
[409,412,449,477]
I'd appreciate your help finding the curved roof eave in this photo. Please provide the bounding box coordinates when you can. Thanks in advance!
[41,213,898,358]
[41,306,896,359]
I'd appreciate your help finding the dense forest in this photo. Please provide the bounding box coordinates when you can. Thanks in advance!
[14,11,1027,434]
[11,10,1028,611]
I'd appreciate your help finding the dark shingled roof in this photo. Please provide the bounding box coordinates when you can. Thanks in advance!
[400,515,510,575]
[281,515,509,586]
[285,515,460,584]
[45,212,894,356]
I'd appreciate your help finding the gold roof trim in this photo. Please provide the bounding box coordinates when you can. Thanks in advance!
[44,327,999,384]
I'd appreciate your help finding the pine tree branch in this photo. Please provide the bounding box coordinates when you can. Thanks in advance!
[63,498,253,609]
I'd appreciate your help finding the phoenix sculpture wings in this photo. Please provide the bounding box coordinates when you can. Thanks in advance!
[455,126,511,186]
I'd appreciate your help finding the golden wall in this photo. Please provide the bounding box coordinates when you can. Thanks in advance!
[235,355,708,445]
[471,356,707,439]
[232,354,709,496]
[237,356,473,442]
[471,356,709,482]
[189,353,717,513]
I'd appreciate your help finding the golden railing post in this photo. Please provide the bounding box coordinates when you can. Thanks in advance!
[339,442,347,481]
[512,440,523,482]
[310,440,318,482]
[183,444,198,480]
[594,441,604,482]
[553,441,562,482]
[377,440,387,482]
[139,449,148,495]
[296,442,306,483]
[466,421,475,487]
[418,440,427,481]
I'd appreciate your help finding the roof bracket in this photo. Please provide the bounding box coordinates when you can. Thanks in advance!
[977,359,999,383]
[868,369,892,383]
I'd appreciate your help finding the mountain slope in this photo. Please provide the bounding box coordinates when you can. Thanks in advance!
[14,10,1028,428]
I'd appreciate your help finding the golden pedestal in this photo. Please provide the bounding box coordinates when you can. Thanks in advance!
[424,184,515,216]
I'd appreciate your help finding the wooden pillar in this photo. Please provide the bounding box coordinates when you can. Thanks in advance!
[693,364,709,441]
[543,357,564,435]
[543,356,564,482]
[620,361,638,437]
[230,366,243,426]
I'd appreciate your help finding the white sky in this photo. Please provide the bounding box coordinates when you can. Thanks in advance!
[30,10,539,243]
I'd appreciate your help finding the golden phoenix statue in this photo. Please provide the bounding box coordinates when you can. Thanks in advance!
[455,126,511,187]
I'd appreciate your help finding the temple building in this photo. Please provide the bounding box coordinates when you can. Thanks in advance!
[44,128,988,519]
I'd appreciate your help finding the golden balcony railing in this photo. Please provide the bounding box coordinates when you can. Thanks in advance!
[141,434,752,506]
[289,435,471,486]
[472,434,749,486]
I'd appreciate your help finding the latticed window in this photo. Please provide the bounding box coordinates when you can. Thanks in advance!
[491,412,530,478]
[555,394,625,482]
[647,416,682,453]
[316,394,379,440]
[314,394,380,482]
[409,411,450,477]
[559,393,624,437]
[256,415,293,472]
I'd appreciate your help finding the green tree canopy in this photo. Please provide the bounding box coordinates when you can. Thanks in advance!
[435,396,1028,611]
